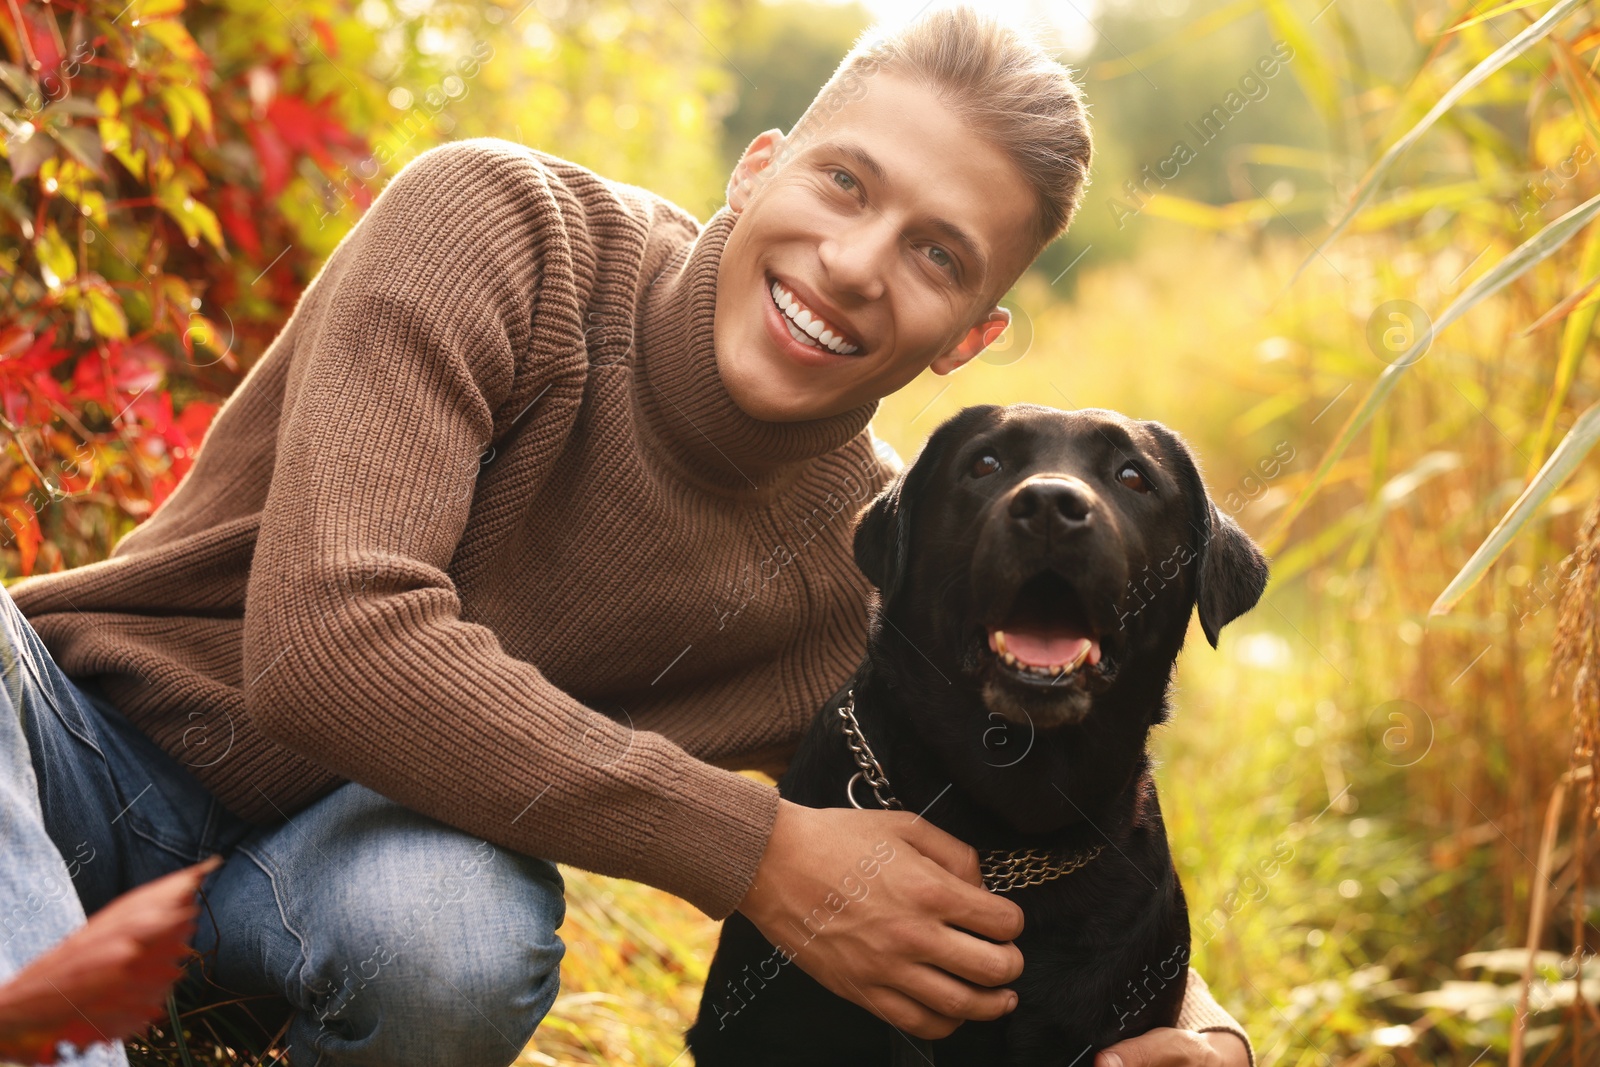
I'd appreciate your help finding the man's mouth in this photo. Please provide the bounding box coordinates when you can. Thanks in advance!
[766,274,863,356]
[982,570,1107,688]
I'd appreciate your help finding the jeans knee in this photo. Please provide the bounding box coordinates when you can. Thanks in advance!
[288,844,566,1067]
[298,938,563,1067]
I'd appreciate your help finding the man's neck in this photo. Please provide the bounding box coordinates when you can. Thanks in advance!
[633,204,879,493]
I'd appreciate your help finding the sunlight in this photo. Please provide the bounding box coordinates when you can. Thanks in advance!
[808,0,1102,59]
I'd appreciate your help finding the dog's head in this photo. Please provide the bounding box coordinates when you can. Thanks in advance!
[854,404,1269,731]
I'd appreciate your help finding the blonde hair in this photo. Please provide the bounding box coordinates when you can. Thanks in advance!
[779,4,1093,281]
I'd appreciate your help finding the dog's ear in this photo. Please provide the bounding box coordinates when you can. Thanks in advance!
[1194,498,1270,648]
[854,405,1001,605]
[853,471,912,603]
[1145,422,1271,648]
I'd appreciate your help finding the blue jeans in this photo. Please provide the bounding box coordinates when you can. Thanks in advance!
[0,580,566,1067]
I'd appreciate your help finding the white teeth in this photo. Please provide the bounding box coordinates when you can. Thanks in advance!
[769,280,860,355]
[784,315,819,346]
[991,628,1095,680]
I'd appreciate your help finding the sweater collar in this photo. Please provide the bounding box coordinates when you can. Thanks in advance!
[634,203,879,491]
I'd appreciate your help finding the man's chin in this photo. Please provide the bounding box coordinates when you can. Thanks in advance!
[717,353,859,422]
[725,386,829,423]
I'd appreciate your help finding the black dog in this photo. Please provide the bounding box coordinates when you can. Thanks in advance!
[688,404,1269,1066]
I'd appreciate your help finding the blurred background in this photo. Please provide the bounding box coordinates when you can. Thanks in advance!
[3,0,1600,1063]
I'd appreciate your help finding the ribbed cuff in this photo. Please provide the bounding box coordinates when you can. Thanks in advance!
[1176,967,1255,1067]
[646,753,782,920]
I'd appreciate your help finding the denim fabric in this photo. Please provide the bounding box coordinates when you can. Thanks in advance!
[0,581,566,1067]
[0,586,127,1066]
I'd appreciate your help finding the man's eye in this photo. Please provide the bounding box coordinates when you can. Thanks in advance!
[927,246,955,273]
[970,453,1001,478]
[831,169,857,193]
[1117,464,1152,492]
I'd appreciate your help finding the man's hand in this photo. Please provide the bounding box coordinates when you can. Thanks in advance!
[735,798,1025,1040]
[1096,1028,1251,1067]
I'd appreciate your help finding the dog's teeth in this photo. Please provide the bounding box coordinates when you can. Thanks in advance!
[1003,651,1017,666]
[994,630,1010,655]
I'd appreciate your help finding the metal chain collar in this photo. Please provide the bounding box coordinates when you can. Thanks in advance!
[834,688,1105,894]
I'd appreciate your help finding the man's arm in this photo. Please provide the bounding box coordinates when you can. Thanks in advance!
[1095,967,1254,1067]
[240,138,778,921]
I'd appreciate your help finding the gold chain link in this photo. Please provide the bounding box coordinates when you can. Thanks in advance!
[979,843,1106,892]
[836,689,1106,893]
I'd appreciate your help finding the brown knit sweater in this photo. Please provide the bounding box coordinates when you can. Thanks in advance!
[11,137,1251,1056]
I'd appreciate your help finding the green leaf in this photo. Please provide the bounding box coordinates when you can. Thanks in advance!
[51,125,106,177]
[169,83,212,136]
[1529,225,1600,476]
[159,85,193,140]
[1262,0,1341,123]
[157,182,225,255]
[142,19,202,64]
[1266,189,1600,550]
[85,287,128,339]
[1430,398,1600,616]
[33,223,76,291]
[1291,0,1588,285]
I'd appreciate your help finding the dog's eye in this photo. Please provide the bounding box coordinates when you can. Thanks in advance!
[970,453,1002,478]
[1117,463,1152,492]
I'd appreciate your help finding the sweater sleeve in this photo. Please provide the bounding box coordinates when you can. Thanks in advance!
[1175,967,1254,1067]
[240,138,780,920]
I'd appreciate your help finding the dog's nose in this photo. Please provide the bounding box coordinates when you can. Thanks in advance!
[1009,477,1094,539]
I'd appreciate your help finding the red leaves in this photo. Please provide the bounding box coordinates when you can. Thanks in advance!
[0,856,221,1065]
[245,115,294,199]
[140,392,218,508]
[311,17,340,57]
[5,2,64,76]
[69,339,166,416]
[0,326,72,427]
[0,0,378,576]
[216,184,262,259]
[2,497,42,575]
[254,91,369,195]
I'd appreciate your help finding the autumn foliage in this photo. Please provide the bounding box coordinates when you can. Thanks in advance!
[0,0,379,577]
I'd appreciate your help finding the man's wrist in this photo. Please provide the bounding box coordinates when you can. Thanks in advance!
[734,796,790,918]
[1201,1028,1251,1067]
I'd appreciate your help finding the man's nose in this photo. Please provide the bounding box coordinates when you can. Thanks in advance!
[818,221,895,301]
[1008,476,1095,541]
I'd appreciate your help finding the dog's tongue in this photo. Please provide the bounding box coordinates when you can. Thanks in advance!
[989,626,1100,668]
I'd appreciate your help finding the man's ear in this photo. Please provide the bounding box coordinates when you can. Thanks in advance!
[931,307,1011,376]
[728,129,785,212]
[1145,422,1271,648]
[1194,498,1270,648]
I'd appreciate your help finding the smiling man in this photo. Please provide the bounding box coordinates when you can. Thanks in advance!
[5,6,1251,1067]
[713,70,1032,420]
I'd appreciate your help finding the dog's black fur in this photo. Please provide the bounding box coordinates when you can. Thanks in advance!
[688,404,1269,1066]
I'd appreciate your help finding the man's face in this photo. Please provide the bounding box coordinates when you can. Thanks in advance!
[714,70,1040,422]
